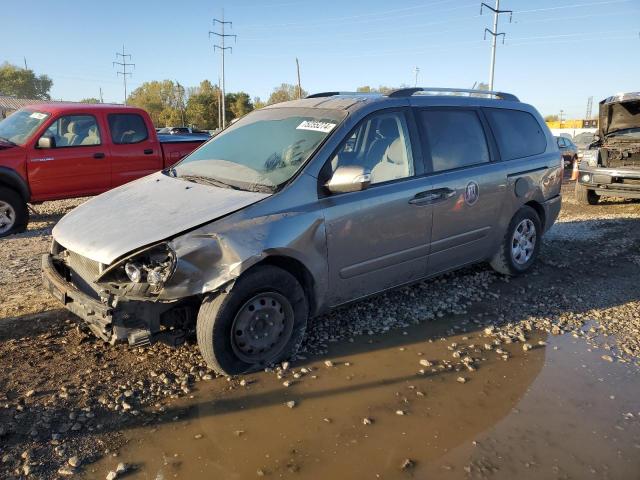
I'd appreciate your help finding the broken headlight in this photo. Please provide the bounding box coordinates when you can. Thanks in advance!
[581,149,598,167]
[123,244,176,288]
[99,243,176,294]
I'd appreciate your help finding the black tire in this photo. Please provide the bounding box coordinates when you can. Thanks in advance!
[575,182,599,205]
[490,205,542,276]
[0,187,29,238]
[196,265,308,375]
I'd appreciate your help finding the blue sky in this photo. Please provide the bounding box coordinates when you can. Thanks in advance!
[2,0,638,117]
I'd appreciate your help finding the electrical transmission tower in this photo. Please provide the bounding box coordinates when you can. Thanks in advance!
[210,10,236,129]
[481,1,512,91]
[113,46,134,105]
[585,96,593,120]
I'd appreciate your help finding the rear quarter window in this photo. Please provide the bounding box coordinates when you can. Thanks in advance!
[484,108,546,161]
[108,113,149,144]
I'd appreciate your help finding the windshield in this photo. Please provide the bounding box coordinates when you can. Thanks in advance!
[173,107,346,192]
[0,109,50,145]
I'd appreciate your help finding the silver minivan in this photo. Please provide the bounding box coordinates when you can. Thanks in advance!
[43,88,562,375]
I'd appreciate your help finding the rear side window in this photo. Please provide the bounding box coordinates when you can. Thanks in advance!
[419,109,490,172]
[108,114,148,144]
[485,108,546,161]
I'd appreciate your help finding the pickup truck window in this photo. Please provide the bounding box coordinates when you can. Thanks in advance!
[108,114,149,144]
[0,109,50,145]
[42,115,101,147]
[174,107,346,192]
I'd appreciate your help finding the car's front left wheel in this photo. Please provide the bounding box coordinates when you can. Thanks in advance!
[196,265,308,375]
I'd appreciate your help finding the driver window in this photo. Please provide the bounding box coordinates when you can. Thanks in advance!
[330,112,414,185]
[42,115,101,147]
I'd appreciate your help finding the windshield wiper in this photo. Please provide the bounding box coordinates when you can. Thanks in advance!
[179,174,241,190]
[0,136,16,145]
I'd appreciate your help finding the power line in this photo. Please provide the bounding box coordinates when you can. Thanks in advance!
[481,1,512,91]
[210,10,236,129]
[112,45,134,105]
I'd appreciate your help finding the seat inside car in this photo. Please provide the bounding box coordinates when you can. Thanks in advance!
[371,137,410,183]
[365,117,399,170]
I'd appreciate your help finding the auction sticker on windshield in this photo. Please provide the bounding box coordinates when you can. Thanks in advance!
[296,120,336,133]
[29,112,48,120]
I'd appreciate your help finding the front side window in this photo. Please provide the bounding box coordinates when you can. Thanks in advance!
[0,109,50,145]
[108,114,149,144]
[485,108,546,161]
[330,111,415,185]
[174,107,346,192]
[419,109,490,172]
[42,114,101,147]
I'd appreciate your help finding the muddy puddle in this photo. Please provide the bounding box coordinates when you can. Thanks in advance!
[87,321,640,480]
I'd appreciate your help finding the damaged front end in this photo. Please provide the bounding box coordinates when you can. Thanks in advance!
[42,241,201,347]
[578,93,640,197]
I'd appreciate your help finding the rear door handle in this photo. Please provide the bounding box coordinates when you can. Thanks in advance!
[143,149,154,155]
[93,152,105,159]
[409,188,456,206]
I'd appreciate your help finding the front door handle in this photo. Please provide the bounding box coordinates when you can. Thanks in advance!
[93,152,105,159]
[409,188,456,206]
[143,149,154,155]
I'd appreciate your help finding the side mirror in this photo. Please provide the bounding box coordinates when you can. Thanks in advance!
[325,165,371,194]
[37,136,55,149]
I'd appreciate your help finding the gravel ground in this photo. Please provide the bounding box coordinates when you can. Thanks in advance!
[0,182,639,479]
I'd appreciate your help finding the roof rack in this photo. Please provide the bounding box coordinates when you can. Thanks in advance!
[306,91,380,99]
[386,87,519,102]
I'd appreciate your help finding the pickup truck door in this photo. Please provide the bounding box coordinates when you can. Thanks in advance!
[106,113,163,188]
[27,113,111,200]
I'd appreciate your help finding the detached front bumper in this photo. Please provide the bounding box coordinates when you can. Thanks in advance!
[577,165,640,199]
[42,254,172,346]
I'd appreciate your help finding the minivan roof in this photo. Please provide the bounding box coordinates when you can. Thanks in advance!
[267,87,522,112]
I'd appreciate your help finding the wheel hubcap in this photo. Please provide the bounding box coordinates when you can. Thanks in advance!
[0,201,16,235]
[231,292,294,364]
[511,219,536,265]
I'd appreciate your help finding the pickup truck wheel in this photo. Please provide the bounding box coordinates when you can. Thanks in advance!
[0,187,28,238]
[575,182,599,205]
[196,265,308,376]
[490,206,541,276]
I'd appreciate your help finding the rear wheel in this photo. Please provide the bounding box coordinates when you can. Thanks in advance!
[0,187,28,238]
[575,182,600,205]
[490,206,542,276]
[196,265,308,375]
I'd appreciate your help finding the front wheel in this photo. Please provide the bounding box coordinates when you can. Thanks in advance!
[575,182,600,205]
[490,206,542,276]
[0,187,29,238]
[196,265,308,375]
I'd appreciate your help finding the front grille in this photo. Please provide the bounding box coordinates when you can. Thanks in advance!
[66,251,102,299]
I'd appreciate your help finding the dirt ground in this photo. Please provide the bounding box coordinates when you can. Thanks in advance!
[1,179,639,479]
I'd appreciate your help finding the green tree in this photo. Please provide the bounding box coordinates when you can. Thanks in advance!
[253,96,266,109]
[79,97,101,104]
[226,92,253,120]
[267,83,307,105]
[0,62,53,99]
[186,80,221,130]
[356,85,394,94]
[128,80,185,127]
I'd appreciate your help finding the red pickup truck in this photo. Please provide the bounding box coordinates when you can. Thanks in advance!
[0,103,207,237]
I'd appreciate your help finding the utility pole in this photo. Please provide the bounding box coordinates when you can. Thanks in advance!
[210,10,236,129]
[413,66,420,87]
[559,109,565,128]
[481,1,512,91]
[113,45,134,105]
[23,57,28,70]
[585,96,593,120]
[296,58,302,99]
[99,87,104,103]
[217,77,222,130]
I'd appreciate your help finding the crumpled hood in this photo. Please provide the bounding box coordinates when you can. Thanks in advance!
[599,95,640,138]
[53,172,270,264]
